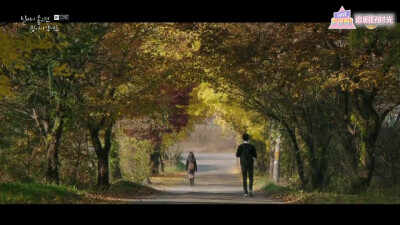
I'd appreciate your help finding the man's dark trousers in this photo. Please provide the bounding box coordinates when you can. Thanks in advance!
[241,164,253,194]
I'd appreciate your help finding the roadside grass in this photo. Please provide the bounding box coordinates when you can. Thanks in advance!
[0,180,160,204]
[0,160,186,204]
[164,160,186,173]
[148,161,187,187]
[254,174,400,204]
[0,182,83,204]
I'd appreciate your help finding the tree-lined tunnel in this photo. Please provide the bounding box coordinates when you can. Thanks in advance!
[1,23,400,204]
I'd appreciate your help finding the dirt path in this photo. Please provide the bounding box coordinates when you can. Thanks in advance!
[118,153,283,204]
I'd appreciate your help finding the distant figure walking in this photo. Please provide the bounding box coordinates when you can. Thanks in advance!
[186,152,198,187]
[236,133,257,197]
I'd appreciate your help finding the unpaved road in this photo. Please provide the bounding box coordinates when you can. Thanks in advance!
[120,153,283,204]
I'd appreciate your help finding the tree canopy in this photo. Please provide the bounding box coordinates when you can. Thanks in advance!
[1,22,400,194]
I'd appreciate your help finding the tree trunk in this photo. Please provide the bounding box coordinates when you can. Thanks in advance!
[268,140,275,178]
[344,134,359,171]
[285,125,306,189]
[352,130,379,192]
[342,90,359,171]
[150,152,160,175]
[45,111,63,185]
[89,121,113,189]
[317,145,329,188]
[150,143,161,175]
[350,90,381,193]
[273,137,281,183]
[96,151,109,188]
[306,140,321,189]
[299,106,326,190]
[304,137,327,190]
[71,147,82,185]
[159,154,165,173]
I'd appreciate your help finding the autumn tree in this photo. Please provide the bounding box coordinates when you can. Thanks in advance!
[0,23,91,184]
[197,23,400,191]
[72,23,201,187]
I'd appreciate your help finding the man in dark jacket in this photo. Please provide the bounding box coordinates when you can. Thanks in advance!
[236,133,257,197]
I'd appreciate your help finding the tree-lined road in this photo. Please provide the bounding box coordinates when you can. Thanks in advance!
[122,153,282,204]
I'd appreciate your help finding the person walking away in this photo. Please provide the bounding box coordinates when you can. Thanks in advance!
[236,133,257,197]
[186,152,198,187]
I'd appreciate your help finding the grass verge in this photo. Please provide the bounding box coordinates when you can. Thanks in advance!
[148,161,187,187]
[0,180,159,204]
[0,182,82,204]
[255,175,400,204]
[164,161,186,173]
